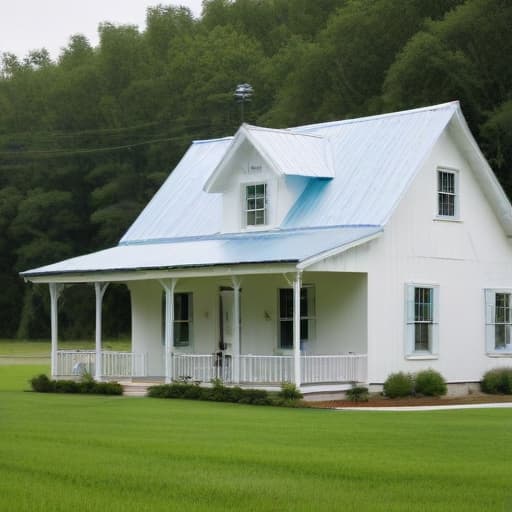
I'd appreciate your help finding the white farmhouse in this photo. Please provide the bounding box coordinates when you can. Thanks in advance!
[22,102,512,395]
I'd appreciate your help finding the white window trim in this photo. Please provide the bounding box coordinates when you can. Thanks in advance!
[404,283,439,359]
[435,167,460,221]
[485,288,512,356]
[276,285,316,353]
[242,182,268,230]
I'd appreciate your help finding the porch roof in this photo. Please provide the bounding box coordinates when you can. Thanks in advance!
[21,225,381,280]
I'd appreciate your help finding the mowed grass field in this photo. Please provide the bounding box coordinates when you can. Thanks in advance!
[1,355,512,510]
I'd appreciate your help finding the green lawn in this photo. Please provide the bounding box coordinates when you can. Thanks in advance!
[0,339,131,365]
[0,366,511,511]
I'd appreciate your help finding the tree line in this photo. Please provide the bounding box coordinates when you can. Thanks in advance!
[0,0,511,340]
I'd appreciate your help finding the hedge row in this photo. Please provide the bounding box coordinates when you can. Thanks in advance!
[30,374,123,395]
[148,380,303,407]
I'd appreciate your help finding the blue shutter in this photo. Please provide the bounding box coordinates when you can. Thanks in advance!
[405,284,415,355]
[431,286,440,356]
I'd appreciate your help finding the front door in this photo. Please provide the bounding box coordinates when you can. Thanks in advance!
[219,287,234,354]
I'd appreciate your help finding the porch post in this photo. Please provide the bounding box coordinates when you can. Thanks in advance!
[293,271,302,388]
[161,279,178,383]
[94,282,109,381]
[49,283,63,378]
[231,277,241,384]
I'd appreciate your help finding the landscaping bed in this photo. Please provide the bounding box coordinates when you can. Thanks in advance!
[311,393,512,408]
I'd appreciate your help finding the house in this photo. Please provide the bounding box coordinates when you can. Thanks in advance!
[21,101,512,395]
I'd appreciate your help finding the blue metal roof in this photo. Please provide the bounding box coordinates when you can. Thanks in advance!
[121,102,458,244]
[22,226,381,277]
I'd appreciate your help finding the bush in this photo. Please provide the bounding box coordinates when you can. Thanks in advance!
[30,374,122,396]
[415,369,447,396]
[92,382,123,395]
[55,380,81,393]
[346,386,369,402]
[239,388,272,405]
[383,372,414,398]
[30,374,55,393]
[481,368,512,394]
[278,382,303,401]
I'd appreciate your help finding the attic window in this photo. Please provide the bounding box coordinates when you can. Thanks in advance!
[245,183,267,226]
[437,169,458,218]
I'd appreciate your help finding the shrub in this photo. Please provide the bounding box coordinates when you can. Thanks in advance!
[92,382,123,395]
[238,388,272,406]
[278,382,303,401]
[30,374,55,393]
[30,374,122,396]
[415,369,447,396]
[383,372,414,398]
[481,368,512,394]
[346,386,369,402]
[55,380,81,393]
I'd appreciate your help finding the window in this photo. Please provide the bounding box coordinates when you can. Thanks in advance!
[437,169,457,217]
[405,284,439,356]
[485,290,512,353]
[278,287,315,349]
[245,183,266,226]
[173,293,193,347]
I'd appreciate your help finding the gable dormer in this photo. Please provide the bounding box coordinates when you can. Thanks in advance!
[203,124,334,233]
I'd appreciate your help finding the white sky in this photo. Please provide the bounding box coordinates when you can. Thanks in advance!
[0,0,204,60]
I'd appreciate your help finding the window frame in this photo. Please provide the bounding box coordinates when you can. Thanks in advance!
[485,289,512,355]
[161,292,193,349]
[436,167,459,220]
[277,285,316,351]
[405,283,439,359]
[243,182,267,228]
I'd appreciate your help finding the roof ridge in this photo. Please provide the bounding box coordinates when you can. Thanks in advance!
[243,123,325,139]
[293,101,460,132]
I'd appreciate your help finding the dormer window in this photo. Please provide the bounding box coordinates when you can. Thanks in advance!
[245,183,267,226]
[437,168,458,218]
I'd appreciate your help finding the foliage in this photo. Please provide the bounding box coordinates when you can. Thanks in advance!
[1,0,512,339]
[414,369,447,396]
[278,382,303,400]
[30,373,55,392]
[345,386,369,402]
[383,372,415,398]
[30,373,123,395]
[481,367,512,394]
[148,381,293,406]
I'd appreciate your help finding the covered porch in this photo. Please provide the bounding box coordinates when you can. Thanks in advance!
[47,269,368,390]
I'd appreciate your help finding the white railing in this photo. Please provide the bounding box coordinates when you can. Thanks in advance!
[302,354,367,384]
[240,355,294,384]
[56,350,147,378]
[56,350,96,376]
[102,351,147,378]
[171,353,232,382]
[170,353,366,385]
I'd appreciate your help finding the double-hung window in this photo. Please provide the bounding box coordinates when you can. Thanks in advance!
[405,284,439,356]
[173,292,193,347]
[278,286,315,350]
[485,290,512,353]
[245,183,266,226]
[437,168,457,218]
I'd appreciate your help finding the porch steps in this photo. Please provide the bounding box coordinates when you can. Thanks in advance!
[121,382,154,397]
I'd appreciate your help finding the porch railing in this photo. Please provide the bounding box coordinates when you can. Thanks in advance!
[56,350,147,378]
[301,354,367,384]
[171,353,367,385]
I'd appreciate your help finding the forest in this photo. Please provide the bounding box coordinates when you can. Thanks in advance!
[0,0,511,340]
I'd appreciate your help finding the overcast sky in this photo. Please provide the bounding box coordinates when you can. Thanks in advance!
[0,0,204,60]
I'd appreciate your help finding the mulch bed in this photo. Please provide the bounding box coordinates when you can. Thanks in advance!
[310,393,512,408]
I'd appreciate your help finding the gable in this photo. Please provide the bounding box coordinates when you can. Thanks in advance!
[203,124,334,194]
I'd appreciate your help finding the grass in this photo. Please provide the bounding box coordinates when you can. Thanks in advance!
[0,366,511,511]
[0,339,131,365]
